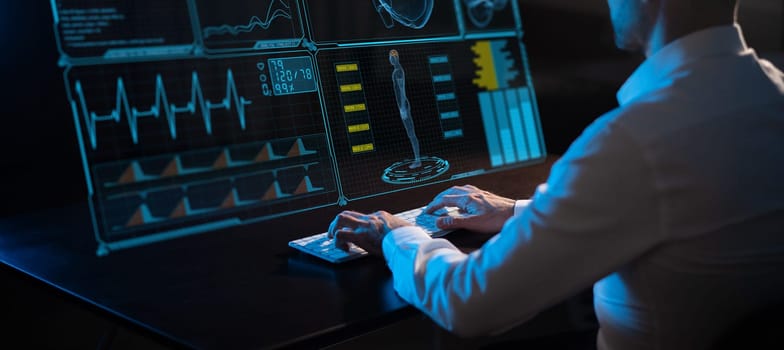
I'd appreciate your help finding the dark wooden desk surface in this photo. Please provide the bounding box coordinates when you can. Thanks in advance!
[0,157,559,349]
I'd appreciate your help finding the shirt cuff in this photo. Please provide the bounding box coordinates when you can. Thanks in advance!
[513,199,532,216]
[382,225,432,262]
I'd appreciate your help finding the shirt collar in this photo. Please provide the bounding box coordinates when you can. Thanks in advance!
[617,24,751,106]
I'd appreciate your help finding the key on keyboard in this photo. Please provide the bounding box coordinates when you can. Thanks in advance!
[288,206,461,263]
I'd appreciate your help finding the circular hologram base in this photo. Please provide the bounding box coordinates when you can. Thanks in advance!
[382,156,450,185]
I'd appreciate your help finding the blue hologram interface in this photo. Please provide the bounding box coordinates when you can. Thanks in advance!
[51,0,546,254]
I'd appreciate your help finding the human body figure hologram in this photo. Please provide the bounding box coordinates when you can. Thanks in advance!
[381,49,450,185]
[389,49,421,169]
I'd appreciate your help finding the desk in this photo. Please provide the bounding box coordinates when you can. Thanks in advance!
[0,157,591,349]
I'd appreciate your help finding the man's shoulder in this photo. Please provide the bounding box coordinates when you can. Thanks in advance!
[596,90,693,147]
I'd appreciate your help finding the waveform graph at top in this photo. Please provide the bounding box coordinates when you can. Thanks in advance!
[194,0,304,52]
[66,54,326,157]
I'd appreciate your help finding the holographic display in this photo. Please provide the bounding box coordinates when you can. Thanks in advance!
[50,0,545,254]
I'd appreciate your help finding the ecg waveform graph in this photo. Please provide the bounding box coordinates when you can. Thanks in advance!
[73,69,252,149]
[202,0,293,39]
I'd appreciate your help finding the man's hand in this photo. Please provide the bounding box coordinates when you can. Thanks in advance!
[327,210,413,255]
[425,185,516,234]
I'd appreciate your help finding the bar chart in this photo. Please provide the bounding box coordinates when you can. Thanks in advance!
[478,86,542,167]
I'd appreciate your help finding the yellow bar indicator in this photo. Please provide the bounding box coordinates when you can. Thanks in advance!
[352,143,375,153]
[347,123,370,133]
[340,83,363,93]
[336,63,359,72]
[344,103,367,113]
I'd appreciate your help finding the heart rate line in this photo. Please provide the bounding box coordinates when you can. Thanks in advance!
[73,68,252,149]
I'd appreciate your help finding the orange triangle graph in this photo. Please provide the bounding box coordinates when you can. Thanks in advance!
[125,207,145,227]
[169,200,188,218]
[117,163,137,184]
[213,151,229,169]
[161,158,180,177]
[221,191,237,209]
[286,140,301,157]
[262,183,281,201]
[254,143,273,162]
[294,178,310,195]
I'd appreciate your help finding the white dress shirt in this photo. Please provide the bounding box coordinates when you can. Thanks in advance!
[382,25,784,349]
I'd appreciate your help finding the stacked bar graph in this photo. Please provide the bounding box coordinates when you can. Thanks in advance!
[478,87,542,167]
[472,38,543,168]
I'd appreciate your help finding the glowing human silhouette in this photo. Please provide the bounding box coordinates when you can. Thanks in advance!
[372,0,434,29]
[389,49,421,169]
[463,0,508,28]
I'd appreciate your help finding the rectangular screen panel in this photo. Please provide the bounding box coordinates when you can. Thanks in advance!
[317,37,544,200]
[53,0,195,61]
[65,54,337,251]
[193,0,305,52]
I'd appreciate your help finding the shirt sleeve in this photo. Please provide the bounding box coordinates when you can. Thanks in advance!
[513,199,532,216]
[381,115,665,337]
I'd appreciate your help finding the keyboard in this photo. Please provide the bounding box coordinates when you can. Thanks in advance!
[288,206,461,263]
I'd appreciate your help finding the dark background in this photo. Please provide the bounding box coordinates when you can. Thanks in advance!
[0,1,782,348]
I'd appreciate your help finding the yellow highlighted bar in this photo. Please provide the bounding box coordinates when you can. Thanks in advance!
[336,63,359,72]
[348,123,370,133]
[352,143,375,153]
[340,83,363,93]
[344,103,367,113]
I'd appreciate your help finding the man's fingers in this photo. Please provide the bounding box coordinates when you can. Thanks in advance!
[328,211,369,238]
[340,210,365,218]
[339,212,370,227]
[436,214,477,230]
[334,229,358,250]
[426,186,471,212]
[334,212,368,232]
[425,194,467,213]
[424,201,446,214]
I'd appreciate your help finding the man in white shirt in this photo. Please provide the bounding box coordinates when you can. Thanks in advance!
[328,0,784,348]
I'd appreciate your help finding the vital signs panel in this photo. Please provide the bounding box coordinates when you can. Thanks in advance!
[66,53,337,252]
